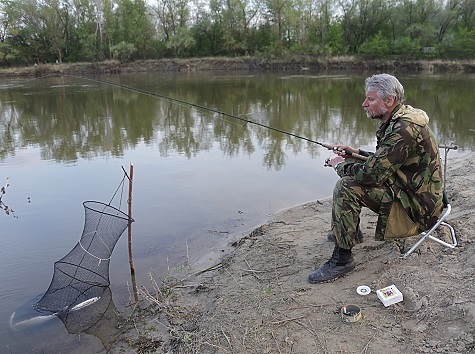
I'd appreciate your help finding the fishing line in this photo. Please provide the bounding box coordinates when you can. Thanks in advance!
[67,75,334,148]
[45,74,367,160]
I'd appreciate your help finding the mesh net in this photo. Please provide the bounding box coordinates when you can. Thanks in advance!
[34,201,133,314]
[59,287,121,351]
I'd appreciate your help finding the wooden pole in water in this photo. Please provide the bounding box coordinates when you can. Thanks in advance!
[127,162,139,302]
[121,162,138,302]
[128,162,135,274]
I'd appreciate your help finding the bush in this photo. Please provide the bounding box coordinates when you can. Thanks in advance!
[110,42,137,63]
[357,32,391,59]
[435,28,475,59]
[393,36,421,60]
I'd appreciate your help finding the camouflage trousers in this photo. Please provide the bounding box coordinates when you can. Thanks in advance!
[332,176,393,250]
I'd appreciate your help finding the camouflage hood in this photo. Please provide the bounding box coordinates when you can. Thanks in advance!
[392,104,429,127]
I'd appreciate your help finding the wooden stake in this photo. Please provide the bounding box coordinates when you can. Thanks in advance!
[127,162,134,273]
[126,162,138,302]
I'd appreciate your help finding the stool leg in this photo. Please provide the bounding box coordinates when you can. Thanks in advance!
[401,205,455,259]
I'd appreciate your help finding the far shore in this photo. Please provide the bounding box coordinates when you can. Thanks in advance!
[1,57,475,78]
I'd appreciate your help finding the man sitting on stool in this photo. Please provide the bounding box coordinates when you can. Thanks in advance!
[308,73,443,284]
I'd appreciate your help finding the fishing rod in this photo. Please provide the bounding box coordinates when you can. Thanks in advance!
[66,75,367,161]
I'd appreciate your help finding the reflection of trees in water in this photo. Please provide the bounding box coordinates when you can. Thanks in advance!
[405,77,473,150]
[0,75,473,168]
[0,106,19,160]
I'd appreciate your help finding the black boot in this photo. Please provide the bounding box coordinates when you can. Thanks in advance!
[326,228,363,244]
[308,246,355,284]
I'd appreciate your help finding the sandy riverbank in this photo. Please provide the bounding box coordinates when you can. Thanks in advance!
[111,153,475,353]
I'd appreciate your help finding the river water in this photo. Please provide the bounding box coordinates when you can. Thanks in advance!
[0,71,474,352]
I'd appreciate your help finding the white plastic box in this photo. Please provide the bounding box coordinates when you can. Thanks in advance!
[376,284,403,307]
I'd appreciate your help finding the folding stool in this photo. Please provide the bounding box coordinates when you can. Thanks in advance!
[401,143,458,259]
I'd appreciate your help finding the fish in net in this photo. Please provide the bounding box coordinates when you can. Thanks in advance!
[34,200,134,314]
[10,287,120,352]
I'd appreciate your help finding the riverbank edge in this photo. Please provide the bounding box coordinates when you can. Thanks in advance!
[1,56,475,77]
[113,154,475,353]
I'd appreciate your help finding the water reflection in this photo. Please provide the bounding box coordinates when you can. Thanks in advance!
[1,73,474,168]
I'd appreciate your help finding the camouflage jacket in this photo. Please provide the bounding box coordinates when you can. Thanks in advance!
[335,104,444,238]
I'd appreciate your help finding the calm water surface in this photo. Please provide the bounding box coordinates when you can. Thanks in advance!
[0,71,474,352]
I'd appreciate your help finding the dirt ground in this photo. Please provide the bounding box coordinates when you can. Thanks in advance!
[114,154,475,354]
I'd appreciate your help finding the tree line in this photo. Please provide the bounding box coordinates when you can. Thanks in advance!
[0,0,474,66]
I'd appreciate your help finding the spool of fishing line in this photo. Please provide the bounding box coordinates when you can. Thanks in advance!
[340,304,362,323]
[356,285,371,295]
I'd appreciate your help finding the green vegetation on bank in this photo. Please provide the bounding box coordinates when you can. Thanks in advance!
[0,0,474,67]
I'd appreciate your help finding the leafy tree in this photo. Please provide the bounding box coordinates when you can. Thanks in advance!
[357,31,391,58]
[66,0,101,61]
[0,0,474,65]
[324,22,346,55]
[10,0,52,64]
[263,0,291,56]
[0,0,21,64]
[436,27,475,58]
[189,17,214,56]
[110,40,136,62]
[208,0,237,55]
[114,0,155,59]
[0,0,12,43]
[458,0,475,30]
[39,0,72,63]
[338,0,391,53]
[215,0,261,55]
[152,0,193,56]
[305,0,345,56]
[393,36,421,60]
[252,22,276,56]
[101,0,116,59]
[165,26,195,56]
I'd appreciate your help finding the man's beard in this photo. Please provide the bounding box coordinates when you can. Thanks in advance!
[365,106,388,119]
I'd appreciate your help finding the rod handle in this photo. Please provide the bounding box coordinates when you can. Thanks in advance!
[325,144,368,161]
